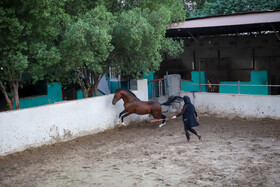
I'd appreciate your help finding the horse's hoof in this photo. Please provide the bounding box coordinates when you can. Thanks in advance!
[117,118,121,124]
[121,122,127,126]
[159,122,166,128]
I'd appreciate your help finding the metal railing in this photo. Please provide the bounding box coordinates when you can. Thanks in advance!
[182,81,280,94]
[148,78,167,99]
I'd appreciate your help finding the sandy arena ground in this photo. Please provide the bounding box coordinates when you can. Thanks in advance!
[0,115,280,187]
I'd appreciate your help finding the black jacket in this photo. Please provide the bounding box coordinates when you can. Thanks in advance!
[176,96,199,128]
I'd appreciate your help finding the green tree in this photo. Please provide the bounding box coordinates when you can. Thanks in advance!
[183,0,206,17]
[1,0,186,109]
[104,0,186,78]
[0,2,28,109]
[191,0,280,17]
[60,0,186,97]
[59,5,115,97]
[111,7,184,77]
[0,0,63,109]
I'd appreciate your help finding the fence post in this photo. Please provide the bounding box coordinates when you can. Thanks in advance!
[166,74,181,97]
[159,80,162,97]
[151,82,155,99]
[198,58,201,92]
[238,81,240,94]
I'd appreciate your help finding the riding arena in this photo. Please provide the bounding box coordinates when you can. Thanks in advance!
[1,78,280,186]
[1,9,280,187]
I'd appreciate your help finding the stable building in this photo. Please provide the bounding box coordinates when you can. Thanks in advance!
[158,10,280,95]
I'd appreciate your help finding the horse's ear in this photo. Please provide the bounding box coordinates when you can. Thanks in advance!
[115,88,120,93]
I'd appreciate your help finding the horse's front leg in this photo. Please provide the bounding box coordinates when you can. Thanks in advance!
[119,110,126,118]
[121,112,132,126]
[118,110,127,124]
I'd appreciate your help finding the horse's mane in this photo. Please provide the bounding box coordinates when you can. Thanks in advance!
[117,89,140,100]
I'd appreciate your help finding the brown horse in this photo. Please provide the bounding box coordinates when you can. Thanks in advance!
[112,89,183,127]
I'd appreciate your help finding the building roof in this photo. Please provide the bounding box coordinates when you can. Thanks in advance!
[166,10,280,37]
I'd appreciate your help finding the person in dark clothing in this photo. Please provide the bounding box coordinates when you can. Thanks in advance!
[172,96,201,142]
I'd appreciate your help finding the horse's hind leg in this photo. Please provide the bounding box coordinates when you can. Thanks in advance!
[159,114,166,128]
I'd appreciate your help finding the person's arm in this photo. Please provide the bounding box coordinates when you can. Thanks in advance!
[194,109,197,117]
[194,108,199,121]
[172,106,186,119]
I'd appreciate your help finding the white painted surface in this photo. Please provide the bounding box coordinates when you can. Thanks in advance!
[165,74,181,97]
[180,91,280,120]
[0,79,148,156]
[1,79,279,156]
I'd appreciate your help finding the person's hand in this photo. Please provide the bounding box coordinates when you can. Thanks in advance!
[172,116,177,119]
[196,117,199,121]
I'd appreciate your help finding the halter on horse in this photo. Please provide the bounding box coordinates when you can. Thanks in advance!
[112,89,182,127]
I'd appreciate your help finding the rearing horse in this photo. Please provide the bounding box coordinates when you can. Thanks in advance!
[112,89,182,127]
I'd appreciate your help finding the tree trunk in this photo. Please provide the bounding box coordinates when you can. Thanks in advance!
[89,84,94,97]
[11,81,20,109]
[92,74,101,97]
[0,81,13,110]
[93,82,98,96]
[82,87,89,98]
[75,69,89,98]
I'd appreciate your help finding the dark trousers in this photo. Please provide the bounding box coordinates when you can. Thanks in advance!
[184,126,198,140]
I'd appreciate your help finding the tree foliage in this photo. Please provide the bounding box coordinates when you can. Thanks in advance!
[0,0,63,109]
[107,0,186,78]
[60,5,115,97]
[184,0,206,17]
[1,0,186,109]
[189,0,280,17]
[58,0,186,97]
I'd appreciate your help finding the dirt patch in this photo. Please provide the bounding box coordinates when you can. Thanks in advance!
[0,115,280,186]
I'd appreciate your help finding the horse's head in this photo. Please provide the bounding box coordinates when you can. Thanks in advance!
[112,89,122,105]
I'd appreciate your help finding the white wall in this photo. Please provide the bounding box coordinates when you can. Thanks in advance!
[0,79,149,156]
[180,91,280,120]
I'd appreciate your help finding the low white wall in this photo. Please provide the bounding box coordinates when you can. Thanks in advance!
[180,91,280,120]
[0,79,149,156]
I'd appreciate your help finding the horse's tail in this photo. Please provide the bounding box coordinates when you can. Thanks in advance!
[160,96,183,106]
